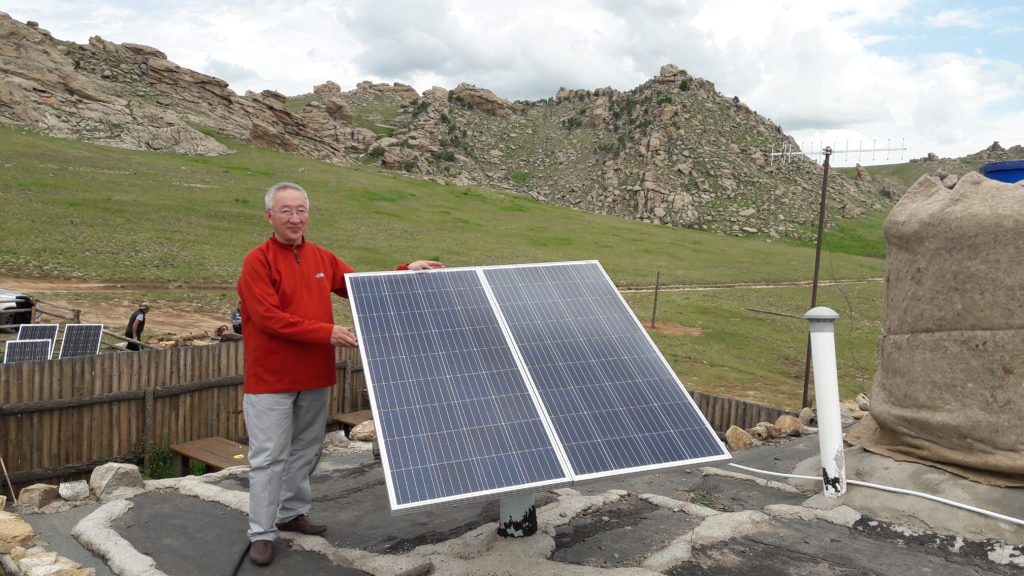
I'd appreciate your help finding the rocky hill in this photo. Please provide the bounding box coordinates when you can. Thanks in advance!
[0,12,984,241]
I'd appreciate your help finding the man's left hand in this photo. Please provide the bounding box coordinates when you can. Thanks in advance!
[408,260,445,270]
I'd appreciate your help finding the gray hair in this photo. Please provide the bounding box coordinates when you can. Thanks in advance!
[264,182,309,210]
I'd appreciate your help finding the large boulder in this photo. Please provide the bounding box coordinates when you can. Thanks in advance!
[450,83,516,117]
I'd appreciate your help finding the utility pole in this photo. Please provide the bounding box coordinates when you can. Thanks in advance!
[802,146,832,408]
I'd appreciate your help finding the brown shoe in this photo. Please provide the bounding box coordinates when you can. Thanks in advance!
[249,539,273,566]
[275,514,327,535]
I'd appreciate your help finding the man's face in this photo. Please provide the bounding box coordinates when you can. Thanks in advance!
[266,187,308,245]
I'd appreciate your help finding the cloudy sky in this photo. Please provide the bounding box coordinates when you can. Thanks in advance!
[5,0,1023,166]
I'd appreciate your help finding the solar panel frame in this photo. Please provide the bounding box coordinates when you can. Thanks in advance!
[4,339,52,364]
[347,261,729,514]
[59,323,104,358]
[17,323,59,359]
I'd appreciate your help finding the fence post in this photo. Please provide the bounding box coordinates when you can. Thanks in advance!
[803,306,846,498]
[144,386,155,472]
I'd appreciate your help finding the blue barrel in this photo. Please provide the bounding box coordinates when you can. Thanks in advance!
[979,160,1024,183]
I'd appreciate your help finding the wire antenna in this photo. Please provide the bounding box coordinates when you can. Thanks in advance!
[771,138,907,166]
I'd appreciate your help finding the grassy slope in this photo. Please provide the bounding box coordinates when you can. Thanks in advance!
[0,125,887,410]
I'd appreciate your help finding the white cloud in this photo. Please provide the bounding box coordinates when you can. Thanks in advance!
[926,9,986,29]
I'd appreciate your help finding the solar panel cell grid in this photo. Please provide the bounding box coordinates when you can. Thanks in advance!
[4,339,52,363]
[59,324,104,358]
[16,323,59,358]
[348,261,728,513]
[350,269,571,510]
[483,262,726,479]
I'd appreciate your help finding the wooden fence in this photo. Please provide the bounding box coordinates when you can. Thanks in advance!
[1,340,792,497]
[0,342,366,492]
[689,390,797,434]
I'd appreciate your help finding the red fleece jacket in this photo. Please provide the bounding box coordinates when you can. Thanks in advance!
[237,235,406,394]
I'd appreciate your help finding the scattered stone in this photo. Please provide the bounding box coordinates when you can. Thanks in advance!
[726,425,755,450]
[747,422,774,440]
[12,549,91,576]
[58,480,91,501]
[323,430,351,450]
[855,392,871,411]
[774,414,802,436]
[17,484,60,510]
[840,399,862,420]
[0,511,37,553]
[799,406,817,427]
[350,419,377,442]
[89,463,144,497]
[9,545,27,560]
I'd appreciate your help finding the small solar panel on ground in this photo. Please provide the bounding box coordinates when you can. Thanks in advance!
[17,323,59,358]
[347,261,729,514]
[59,323,104,358]
[4,339,52,363]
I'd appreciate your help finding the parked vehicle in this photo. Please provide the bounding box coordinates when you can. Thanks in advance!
[0,288,34,331]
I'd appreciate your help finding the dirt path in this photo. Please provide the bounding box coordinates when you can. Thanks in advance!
[5,275,877,337]
[0,276,232,336]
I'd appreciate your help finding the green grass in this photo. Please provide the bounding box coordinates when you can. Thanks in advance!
[351,104,402,135]
[781,210,890,257]
[626,281,881,408]
[0,125,890,411]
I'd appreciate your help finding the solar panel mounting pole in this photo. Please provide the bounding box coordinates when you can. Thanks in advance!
[497,492,537,537]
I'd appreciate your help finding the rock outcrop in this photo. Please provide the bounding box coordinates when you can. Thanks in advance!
[0,12,908,240]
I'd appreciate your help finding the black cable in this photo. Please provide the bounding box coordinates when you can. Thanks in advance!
[231,540,251,576]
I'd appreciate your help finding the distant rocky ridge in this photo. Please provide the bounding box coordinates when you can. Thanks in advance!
[1,12,1015,241]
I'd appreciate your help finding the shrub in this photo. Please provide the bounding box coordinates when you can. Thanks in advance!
[137,438,175,479]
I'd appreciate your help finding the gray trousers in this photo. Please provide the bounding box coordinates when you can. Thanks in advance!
[243,387,329,541]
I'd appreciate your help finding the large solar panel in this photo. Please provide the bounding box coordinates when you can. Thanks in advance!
[4,339,52,363]
[348,261,729,513]
[59,323,104,358]
[17,323,59,359]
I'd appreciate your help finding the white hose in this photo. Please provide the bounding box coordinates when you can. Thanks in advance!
[727,463,1024,527]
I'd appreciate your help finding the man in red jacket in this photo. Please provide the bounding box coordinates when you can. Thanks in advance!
[238,182,442,566]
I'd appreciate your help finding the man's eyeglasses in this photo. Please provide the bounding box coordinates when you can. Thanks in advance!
[273,208,309,218]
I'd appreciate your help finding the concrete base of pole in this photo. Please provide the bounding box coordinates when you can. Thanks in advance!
[497,492,537,537]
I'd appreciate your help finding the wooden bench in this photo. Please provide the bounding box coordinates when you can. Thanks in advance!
[169,437,250,476]
[329,409,373,435]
